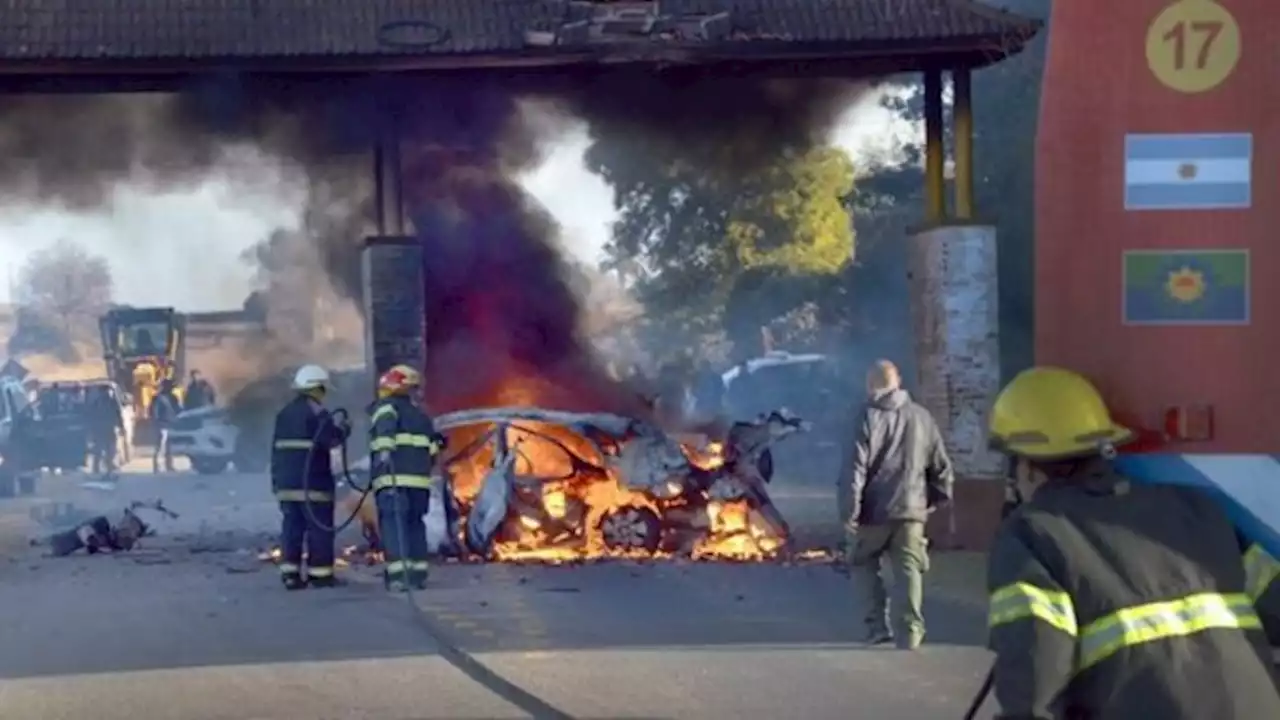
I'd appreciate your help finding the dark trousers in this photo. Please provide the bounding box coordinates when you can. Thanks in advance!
[279,500,335,580]
[90,430,116,474]
[152,428,174,472]
[376,487,430,585]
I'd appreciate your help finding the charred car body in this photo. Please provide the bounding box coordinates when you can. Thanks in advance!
[346,407,809,561]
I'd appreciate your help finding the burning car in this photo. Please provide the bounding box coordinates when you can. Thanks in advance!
[345,406,809,562]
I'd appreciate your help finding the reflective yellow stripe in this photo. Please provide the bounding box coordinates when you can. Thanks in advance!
[409,560,430,571]
[988,582,1078,636]
[279,563,300,574]
[372,474,434,490]
[1244,544,1280,601]
[385,560,409,573]
[370,433,442,453]
[1078,592,1260,672]
[307,566,334,578]
[372,403,399,424]
[275,489,334,502]
[274,439,313,450]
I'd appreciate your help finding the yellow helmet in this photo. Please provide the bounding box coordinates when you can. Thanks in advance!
[988,366,1134,460]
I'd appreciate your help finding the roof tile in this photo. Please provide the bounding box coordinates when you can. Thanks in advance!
[0,0,1037,61]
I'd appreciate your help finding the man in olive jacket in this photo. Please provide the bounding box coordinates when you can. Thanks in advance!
[843,359,954,649]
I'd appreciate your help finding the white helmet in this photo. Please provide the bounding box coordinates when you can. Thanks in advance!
[292,364,330,392]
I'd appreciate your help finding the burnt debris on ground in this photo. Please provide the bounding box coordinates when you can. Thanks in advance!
[40,499,179,557]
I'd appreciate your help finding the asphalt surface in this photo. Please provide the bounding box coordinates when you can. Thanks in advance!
[0,464,997,720]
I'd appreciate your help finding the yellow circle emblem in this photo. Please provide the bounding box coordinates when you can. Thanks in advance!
[1146,0,1241,93]
[1166,267,1206,303]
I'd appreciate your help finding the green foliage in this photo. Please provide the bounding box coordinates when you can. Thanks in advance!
[586,137,855,348]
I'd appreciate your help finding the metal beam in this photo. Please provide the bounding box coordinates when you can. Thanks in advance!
[952,68,974,220]
[923,69,946,224]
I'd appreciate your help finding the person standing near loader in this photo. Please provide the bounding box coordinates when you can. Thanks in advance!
[87,385,123,475]
[844,359,954,650]
[151,378,181,473]
[369,364,444,592]
[985,366,1280,719]
[270,364,350,590]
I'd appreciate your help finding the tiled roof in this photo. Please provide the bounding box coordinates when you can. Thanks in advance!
[0,0,1038,62]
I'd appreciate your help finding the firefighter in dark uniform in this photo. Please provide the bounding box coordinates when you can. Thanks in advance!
[270,364,350,590]
[985,366,1280,719]
[369,364,444,592]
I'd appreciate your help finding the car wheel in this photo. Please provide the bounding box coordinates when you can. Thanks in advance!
[233,447,267,473]
[756,449,774,482]
[597,505,662,554]
[191,457,228,475]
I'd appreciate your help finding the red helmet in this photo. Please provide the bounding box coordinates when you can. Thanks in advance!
[377,364,421,398]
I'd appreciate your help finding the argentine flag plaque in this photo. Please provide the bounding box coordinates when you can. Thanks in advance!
[1124,132,1252,210]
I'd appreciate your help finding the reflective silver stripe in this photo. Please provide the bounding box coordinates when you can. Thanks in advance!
[988,581,1078,636]
[1244,543,1280,600]
[1078,592,1261,672]
[274,439,313,450]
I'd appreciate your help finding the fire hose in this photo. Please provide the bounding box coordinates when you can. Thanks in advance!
[297,404,492,561]
[962,667,994,720]
[300,408,373,536]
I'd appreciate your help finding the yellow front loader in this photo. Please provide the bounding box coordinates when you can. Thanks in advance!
[99,307,186,445]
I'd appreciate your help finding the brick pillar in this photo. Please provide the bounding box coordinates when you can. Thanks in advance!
[361,235,424,388]
[907,224,1005,550]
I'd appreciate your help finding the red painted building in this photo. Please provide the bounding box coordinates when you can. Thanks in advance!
[1037,0,1275,452]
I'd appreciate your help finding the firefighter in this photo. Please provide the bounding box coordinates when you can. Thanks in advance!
[270,364,350,590]
[985,366,1280,719]
[369,364,444,592]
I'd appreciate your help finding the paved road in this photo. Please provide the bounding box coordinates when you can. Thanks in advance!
[0,469,997,719]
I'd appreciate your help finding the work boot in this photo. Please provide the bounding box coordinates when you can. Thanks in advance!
[308,575,345,589]
[281,574,307,591]
[384,572,408,593]
[898,632,925,651]
[410,569,429,591]
[863,626,894,646]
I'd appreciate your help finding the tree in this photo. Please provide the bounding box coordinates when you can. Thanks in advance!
[586,139,856,351]
[15,238,113,345]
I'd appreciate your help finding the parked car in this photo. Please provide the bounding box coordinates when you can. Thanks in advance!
[722,351,847,485]
[167,405,271,475]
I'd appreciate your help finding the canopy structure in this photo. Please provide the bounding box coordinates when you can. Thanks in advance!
[0,0,1040,230]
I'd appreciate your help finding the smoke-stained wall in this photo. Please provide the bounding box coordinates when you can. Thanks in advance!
[361,236,424,382]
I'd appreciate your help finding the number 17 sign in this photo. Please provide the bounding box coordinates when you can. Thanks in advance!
[1145,0,1241,94]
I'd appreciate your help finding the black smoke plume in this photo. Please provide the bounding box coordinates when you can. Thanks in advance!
[0,69,862,416]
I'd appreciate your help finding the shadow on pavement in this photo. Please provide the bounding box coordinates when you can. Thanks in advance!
[408,560,989,655]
